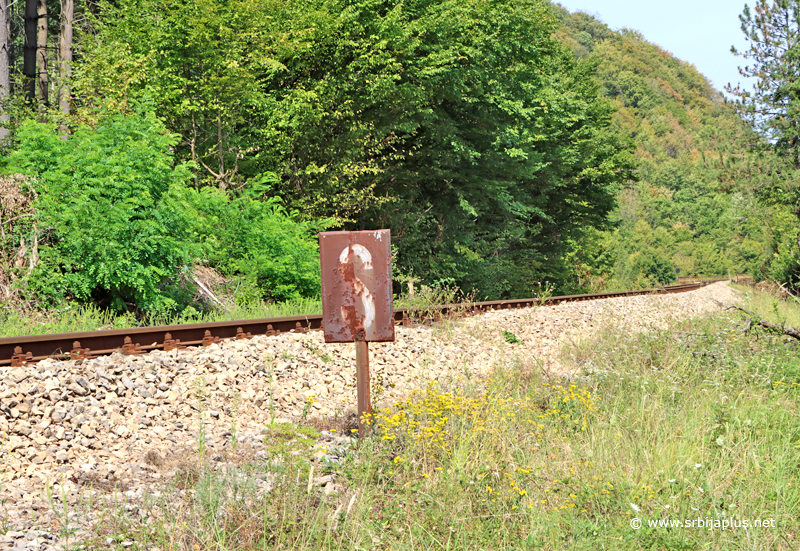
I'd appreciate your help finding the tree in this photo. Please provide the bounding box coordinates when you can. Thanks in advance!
[0,0,9,141]
[728,0,800,286]
[728,0,800,163]
[59,0,72,114]
[23,0,36,101]
[3,109,196,311]
[75,0,305,188]
[36,0,47,105]
[74,0,635,298]
[257,0,636,297]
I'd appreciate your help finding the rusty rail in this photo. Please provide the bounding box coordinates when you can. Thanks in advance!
[0,280,724,367]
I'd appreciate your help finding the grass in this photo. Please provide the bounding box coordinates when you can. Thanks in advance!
[42,287,800,549]
[0,297,323,337]
[0,281,466,338]
[0,280,480,339]
[0,278,736,339]
[730,283,800,328]
[1,280,575,339]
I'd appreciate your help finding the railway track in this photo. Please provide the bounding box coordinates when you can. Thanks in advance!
[0,280,724,367]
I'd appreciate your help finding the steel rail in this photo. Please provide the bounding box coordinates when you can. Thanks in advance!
[0,280,724,367]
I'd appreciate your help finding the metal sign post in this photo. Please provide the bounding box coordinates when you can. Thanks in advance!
[319,230,394,436]
[354,333,370,431]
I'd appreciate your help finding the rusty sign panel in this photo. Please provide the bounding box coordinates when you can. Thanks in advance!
[319,230,394,343]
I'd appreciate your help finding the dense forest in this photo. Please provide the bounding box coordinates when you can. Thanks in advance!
[0,0,798,315]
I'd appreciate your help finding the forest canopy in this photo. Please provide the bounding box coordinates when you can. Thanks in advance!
[0,0,794,313]
[73,0,636,300]
[552,3,794,290]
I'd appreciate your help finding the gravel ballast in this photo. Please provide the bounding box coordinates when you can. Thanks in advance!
[0,282,740,549]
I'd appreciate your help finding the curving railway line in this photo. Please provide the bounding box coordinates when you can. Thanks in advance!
[1,281,724,367]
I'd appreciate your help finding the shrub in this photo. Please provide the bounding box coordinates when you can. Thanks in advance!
[5,109,327,312]
[181,188,326,302]
[5,110,194,311]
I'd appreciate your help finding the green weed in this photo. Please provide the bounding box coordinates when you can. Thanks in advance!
[0,296,322,338]
[194,377,209,458]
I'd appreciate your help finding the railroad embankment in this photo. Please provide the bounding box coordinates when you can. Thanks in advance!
[0,282,740,549]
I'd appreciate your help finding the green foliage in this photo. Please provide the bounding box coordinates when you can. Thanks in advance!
[501,330,522,344]
[552,7,779,289]
[728,0,800,164]
[726,0,800,288]
[75,0,635,300]
[74,0,304,188]
[4,110,194,311]
[48,0,794,303]
[182,189,326,302]
[2,107,325,312]
[630,249,676,285]
[306,0,634,298]
[0,174,38,300]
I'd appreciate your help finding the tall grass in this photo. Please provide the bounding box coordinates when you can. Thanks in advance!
[0,280,461,338]
[44,287,800,549]
[730,283,800,328]
[0,303,140,337]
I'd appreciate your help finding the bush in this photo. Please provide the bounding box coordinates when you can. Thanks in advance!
[4,108,326,312]
[182,188,326,302]
[636,251,677,285]
[4,110,194,311]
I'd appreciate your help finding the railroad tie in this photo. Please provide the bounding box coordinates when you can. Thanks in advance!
[0,280,724,367]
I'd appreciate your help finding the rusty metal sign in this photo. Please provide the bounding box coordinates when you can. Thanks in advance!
[319,230,394,343]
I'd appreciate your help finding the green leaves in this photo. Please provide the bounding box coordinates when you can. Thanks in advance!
[75,0,311,188]
[183,189,327,302]
[4,108,326,311]
[5,110,193,311]
[72,0,635,299]
[276,0,634,297]
[726,0,800,288]
[550,7,786,289]
[729,0,800,162]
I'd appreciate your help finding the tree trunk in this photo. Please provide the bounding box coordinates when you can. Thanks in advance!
[217,112,226,189]
[23,0,36,102]
[36,0,47,106]
[58,0,72,115]
[0,0,9,141]
[796,206,800,267]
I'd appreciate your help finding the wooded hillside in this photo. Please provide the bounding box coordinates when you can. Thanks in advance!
[554,5,792,291]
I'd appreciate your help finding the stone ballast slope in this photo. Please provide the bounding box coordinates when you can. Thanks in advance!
[0,282,738,550]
